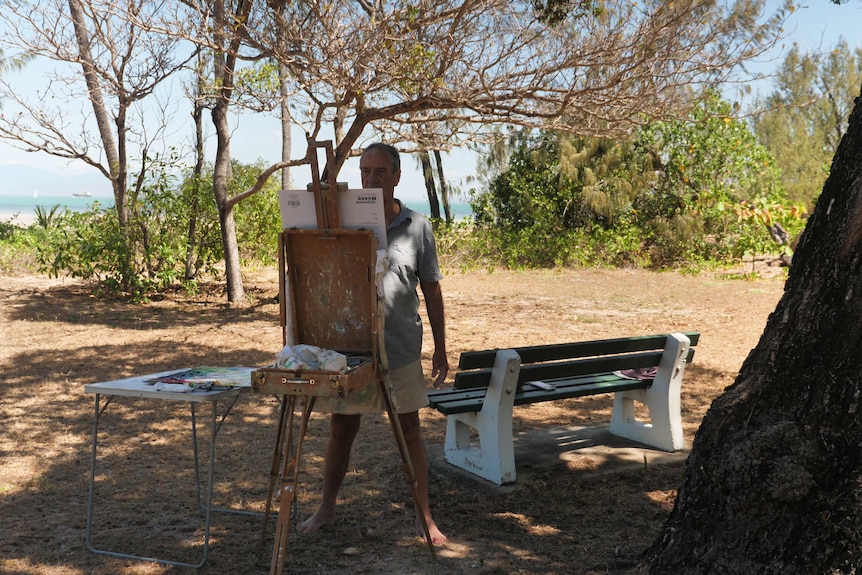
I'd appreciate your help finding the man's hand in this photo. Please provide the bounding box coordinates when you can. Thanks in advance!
[431,348,449,387]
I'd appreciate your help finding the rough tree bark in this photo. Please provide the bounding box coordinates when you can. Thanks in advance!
[641,89,862,574]
[434,149,452,224]
[67,0,124,225]
[418,150,441,220]
[209,0,252,304]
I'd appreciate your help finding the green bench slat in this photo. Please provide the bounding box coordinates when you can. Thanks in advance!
[427,388,488,414]
[428,372,650,416]
[457,331,700,371]
[454,348,695,390]
[513,375,649,404]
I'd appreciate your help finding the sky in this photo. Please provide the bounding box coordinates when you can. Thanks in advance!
[1,0,861,203]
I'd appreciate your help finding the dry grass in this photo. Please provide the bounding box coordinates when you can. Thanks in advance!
[0,264,785,575]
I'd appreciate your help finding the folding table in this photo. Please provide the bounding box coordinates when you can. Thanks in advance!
[84,369,251,568]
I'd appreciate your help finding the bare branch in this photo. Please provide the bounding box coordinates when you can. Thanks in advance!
[0,0,195,198]
[227,156,309,209]
[236,0,794,174]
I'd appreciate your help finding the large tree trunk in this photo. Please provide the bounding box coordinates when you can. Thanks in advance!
[67,0,122,220]
[208,0,252,305]
[67,0,134,287]
[212,103,244,304]
[641,91,862,574]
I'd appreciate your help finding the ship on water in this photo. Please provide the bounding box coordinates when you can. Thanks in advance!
[72,191,92,198]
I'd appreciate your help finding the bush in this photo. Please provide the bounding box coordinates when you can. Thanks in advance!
[466,93,806,270]
[0,220,40,275]
[30,158,282,298]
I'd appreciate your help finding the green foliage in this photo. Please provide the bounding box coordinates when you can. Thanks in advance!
[636,90,797,265]
[27,152,210,297]
[127,164,198,291]
[31,158,282,298]
[467,92,804,269]
[532,0,601,26]
[33,204,131,291]
[175,170,221,280]
[183,159,282,267]
[559,136,657,226]
[34,204,62,229]
[230,162,282,265]
[469,130,654,267]
[235,61,281,94]
[751,39,862,209]
[474,133,565,230]
[0,215,21,241]
[0,216,39,274]
[396,43,441,95]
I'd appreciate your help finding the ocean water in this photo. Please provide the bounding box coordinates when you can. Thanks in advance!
[402,200,473,221]
[0,193,472,226]
[0,192,112,225]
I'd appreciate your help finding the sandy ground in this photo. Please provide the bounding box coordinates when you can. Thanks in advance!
[0,264,786,574]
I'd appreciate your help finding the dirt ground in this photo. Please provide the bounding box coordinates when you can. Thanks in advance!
[0,262,787,575]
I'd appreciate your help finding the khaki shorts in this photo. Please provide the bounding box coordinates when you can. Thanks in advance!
[388,359,429,414]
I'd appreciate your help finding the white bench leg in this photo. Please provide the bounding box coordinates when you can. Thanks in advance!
[609,332,690,452]
[443,349,521,484]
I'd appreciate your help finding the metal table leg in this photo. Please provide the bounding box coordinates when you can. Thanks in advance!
[85,394,221,568]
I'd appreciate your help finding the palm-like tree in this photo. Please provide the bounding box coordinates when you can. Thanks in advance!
[33,204,62,229]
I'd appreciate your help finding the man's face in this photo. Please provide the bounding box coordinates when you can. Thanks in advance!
[360,148,401,198]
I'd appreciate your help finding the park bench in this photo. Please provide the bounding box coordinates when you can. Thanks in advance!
[426,332,699,484]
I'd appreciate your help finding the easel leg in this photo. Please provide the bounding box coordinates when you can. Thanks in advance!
[261,395,290,544]
[379,381,437,558]
[269,395,316,575]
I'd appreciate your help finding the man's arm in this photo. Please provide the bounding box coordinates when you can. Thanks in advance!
[420,280,448,386]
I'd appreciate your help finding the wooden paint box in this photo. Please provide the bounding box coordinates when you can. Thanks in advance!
[251,228,386,410]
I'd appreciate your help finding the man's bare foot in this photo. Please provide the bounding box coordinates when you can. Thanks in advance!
[297,509,335,534]
[416,520,447,546]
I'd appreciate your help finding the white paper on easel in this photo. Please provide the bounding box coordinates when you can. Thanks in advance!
[278,188,387,250]
[277,190,318,230]
[338,189,387,250]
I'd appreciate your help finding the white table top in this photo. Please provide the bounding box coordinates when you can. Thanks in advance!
[84,368,253,402]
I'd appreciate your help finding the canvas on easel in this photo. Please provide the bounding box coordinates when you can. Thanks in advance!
[254,144,389,411]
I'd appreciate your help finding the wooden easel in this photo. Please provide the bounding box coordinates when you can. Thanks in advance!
[253,141,435,575]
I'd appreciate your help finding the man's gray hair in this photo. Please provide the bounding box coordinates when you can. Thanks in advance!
[363,142,401,173]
